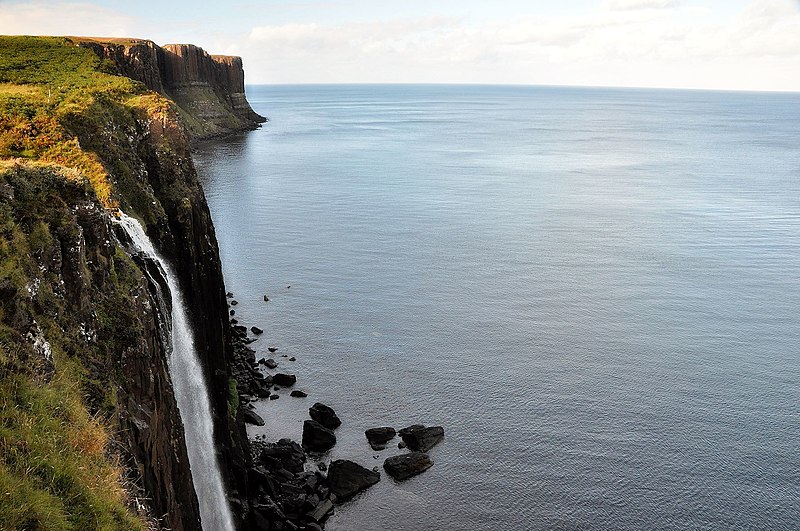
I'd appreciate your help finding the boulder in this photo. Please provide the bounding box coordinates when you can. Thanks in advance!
[263,358,278,369]
[383,452,433,481]
[302,420,336,452]
[327,460,380,500]
[365,427,396,450]
[268,347,278,353]
[290,390,308,398]
[307,498,333,523]
[243,408,265,426]
[309,403,341,429]
[263,294,270,302]
[399,425,444,452]
[251,326,264,335]
[273,373,296,387]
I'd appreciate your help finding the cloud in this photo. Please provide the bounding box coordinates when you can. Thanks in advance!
[241,0,800,90]
[602,0,680,11]
[0,1,135,38]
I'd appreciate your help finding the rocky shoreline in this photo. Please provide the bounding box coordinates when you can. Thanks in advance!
[226,292,444,530]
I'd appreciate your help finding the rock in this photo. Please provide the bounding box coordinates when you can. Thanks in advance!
[264,358,278,369]
[273,373,296,387]
[302,420,336,452]
[243,408,265,426]
[290,390,308,398]
[398,441,406,449]
[383,452,433,481]
[398,424,425,437]
[270,394,279,400]
[307,498,333,523]
[264,294,270,302]
[231,300,238,306]
[289,357,296,361]
[399,425,444,452]
[327,460,380,500]
[229,309,235,315]
[230,319,238,325]
[365,427,396,450]
[226,291,234,298]
[233,324,247,334]
[268,347,278,353]
[251,326,264,335]
[309,403,341,430]
[317,461,328,472]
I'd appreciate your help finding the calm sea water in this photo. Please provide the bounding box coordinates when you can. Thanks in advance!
[194,85,800,530]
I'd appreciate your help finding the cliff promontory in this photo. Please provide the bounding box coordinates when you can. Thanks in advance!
[76,37,266,139]
[0,36,259,529]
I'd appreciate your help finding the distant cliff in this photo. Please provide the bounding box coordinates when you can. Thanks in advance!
[76,38,266,139]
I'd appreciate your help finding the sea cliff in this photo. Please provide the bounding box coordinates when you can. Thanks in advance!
[0,36,259,529]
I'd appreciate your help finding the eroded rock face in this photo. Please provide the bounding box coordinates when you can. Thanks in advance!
[76,38,164,93]
[78,39,266,139]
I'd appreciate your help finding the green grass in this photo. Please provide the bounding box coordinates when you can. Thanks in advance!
[0,36,180,208]
[0,369,145,531]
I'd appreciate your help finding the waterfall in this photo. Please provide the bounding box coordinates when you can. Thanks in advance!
[115,213,235,531]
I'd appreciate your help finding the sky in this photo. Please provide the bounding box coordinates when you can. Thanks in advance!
[1,0,799,91]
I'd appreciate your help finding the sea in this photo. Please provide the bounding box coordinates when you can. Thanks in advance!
[193,85,800,530]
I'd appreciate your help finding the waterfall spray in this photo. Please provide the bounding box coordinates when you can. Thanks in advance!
[115,213,234,531]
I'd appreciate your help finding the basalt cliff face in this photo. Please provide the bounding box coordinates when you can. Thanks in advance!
[0,36,258,529]
[77,38,266,139]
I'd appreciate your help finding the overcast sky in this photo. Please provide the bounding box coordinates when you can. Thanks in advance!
[1,0,799,91]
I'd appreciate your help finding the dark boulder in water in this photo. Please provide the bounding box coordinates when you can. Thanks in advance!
[327,459,380,500]
[251,326,264,335]
[243,408,265,426]
[383,452,433,481]
[273,373,296,387]
[291,390,308,398]
[302,420,336,452]
[365,427,396,450]
[309,402,341,429]
[399,425,444,452]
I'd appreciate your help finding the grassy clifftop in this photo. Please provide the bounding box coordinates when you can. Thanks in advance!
[0,36,180,209]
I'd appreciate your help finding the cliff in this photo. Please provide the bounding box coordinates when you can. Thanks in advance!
[76,38,266,139]
[0,36,254,529]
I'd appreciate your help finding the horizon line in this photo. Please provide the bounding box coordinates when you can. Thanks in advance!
[244,82,800,96]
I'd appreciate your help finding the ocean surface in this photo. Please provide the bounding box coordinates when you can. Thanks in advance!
[194,85,800,530]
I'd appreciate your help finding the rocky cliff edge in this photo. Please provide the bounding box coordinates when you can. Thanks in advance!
[75,37,266,139]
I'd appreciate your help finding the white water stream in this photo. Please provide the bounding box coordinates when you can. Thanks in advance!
[115,213,234,531]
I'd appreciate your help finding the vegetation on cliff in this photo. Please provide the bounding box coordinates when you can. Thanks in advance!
[0,37,179,208]
[0,36,251,529]
[0,161,148,529]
